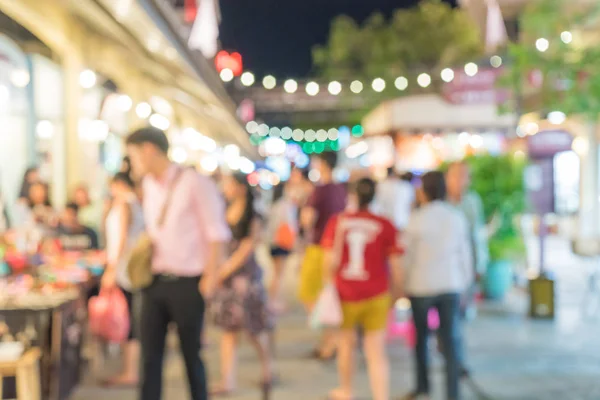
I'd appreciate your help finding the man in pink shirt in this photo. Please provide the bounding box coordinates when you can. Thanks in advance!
[126,127,230,400]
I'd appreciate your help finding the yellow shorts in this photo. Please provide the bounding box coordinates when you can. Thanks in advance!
[298,245,326,306]
[341,293,391,332]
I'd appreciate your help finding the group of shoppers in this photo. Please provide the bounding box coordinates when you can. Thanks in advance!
[288,152,486,400]
[1,123,486,400]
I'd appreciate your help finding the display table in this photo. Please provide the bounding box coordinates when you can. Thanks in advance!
[0,291,85,400]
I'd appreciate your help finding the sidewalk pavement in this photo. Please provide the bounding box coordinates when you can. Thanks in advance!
[72,236,600,399]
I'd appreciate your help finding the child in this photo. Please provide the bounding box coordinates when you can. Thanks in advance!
[321,178,404,400]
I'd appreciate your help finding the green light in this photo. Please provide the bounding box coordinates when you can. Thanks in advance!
[250,134,261,145]
[331,141,340,151]
[314,142,325,153]
[303,142,313,154]
[351,125,364,137]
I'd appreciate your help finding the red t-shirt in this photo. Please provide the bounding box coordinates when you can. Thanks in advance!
[321,210,403,302]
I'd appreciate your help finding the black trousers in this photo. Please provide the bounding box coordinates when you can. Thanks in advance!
[410,293,463,400]
[139,275,207,400]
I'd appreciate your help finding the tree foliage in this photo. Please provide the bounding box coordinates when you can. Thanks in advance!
[312,0,483,81]
[501,0,600,119]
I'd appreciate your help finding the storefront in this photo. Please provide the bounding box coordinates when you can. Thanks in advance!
[362,92,516,172]
[0,34,31,206]
[0,0,257,211]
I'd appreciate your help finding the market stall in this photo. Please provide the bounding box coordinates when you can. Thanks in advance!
[0,236,104,400]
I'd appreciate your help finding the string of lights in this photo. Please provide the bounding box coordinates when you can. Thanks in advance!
[218,29,574,96]
[219,55,505,94]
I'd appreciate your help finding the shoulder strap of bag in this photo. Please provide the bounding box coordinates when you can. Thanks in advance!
[156,168,185,228]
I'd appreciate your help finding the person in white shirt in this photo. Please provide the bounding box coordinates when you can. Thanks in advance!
[371,167,414,231]
[266,183,298,313]
[402,171,473,400]
[101,171,145,387]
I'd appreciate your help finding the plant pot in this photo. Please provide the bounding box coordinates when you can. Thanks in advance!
[484,260,513,300]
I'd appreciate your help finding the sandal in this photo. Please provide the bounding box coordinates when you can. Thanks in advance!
[210,384,235,397]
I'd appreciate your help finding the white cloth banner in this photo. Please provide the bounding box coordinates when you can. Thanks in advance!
[485,0,508,53]
[188,0,220,58]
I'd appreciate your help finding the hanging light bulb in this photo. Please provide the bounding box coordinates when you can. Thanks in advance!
[328,81,342,95]
[372,78,386,92]
[350,80,363,94]
[306,81,320,96]
[284,79,298,94]
[417,73,431,88]
[240,71,255,86]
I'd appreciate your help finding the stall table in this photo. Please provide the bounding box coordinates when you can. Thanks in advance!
[0,290,85,400]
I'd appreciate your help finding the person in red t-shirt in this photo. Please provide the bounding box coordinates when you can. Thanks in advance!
[321,178,404,400]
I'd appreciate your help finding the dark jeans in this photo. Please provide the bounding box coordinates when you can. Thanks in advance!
[139,275,207,400]
[410,293,463,400]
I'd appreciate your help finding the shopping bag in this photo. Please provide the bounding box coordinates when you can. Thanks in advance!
[309,283,342,330]
[88,288,130,343]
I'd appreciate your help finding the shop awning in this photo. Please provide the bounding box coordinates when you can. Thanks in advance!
[0,0,257,158]
[362,94,516,135]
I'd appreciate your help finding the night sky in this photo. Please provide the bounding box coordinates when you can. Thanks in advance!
[219,0,457,79]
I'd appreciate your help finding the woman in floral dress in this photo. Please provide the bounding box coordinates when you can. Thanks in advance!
[211,173,274,398]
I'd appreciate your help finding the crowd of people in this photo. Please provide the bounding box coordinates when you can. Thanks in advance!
[0,125,488,400]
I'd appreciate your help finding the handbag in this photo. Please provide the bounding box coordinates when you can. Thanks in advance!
[274,222,296,250]
[127,169,184,290]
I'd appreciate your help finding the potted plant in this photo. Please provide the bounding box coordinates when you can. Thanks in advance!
[446,154,527,299]
[485,208,526,300]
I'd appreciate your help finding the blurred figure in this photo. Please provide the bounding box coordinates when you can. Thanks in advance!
[56,203,99,251]
[13,182,55,228]
[127,127,229,400]
[72,184,102,235]
[372,167,415,231]
[266,183,298,313]
[120,156,132,174]
[18,166,40,200]
[402,171,473,400]
[298,152,347,360]
[211,173,274,397]
[288,167,313,247]
[322,178,404,400]
[0,189,8,233]
[446,161,489,319]
[100,172,145,386]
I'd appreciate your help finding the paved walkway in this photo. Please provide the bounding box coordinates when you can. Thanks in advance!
[72,236,600,399]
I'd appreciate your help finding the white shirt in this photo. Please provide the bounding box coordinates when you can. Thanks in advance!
[404,201,473,297]
[105,195,145,289]
[267,198,298,245]
[371,177,414,230]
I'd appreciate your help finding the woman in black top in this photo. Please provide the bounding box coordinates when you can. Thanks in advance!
[211,173,274,398]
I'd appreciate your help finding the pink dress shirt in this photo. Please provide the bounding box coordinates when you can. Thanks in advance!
[142,165,231,276]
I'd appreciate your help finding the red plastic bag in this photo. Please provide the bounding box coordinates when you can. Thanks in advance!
[88,288,130,343]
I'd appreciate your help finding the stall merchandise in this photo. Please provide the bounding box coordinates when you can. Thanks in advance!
[0,235,105,400]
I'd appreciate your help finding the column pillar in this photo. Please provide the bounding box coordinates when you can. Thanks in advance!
[577,121,599,238]
[61,51,83,205]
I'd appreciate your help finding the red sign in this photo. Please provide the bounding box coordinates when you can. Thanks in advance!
[215,51,243,76]
[442,67,509,105]
[184,0,197,23]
